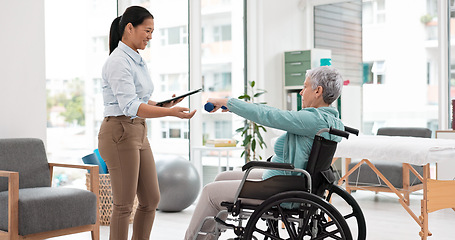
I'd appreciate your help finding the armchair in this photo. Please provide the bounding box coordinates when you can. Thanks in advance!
[345,127,432,205]
[0,138,99,240]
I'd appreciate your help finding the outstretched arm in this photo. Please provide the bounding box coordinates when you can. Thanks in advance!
[137,103,196,119]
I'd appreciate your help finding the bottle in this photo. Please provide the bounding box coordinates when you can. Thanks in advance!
[320,58,332,66]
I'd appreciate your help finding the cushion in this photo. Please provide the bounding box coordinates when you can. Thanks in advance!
[0,187,97,236]
[0,138,51,192]
[377,127,432,138]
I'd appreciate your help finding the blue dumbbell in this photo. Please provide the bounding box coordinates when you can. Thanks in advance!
[204,102,227,112]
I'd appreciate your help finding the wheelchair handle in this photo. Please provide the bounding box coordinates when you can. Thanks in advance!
[344,126,359,136]
[317,127,350,139]
[329,127,350,139]
[317,126,359,139]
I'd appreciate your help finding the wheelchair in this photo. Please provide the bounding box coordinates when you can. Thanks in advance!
[193,126,366,240]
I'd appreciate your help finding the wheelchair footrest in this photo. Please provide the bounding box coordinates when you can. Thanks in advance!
[214,217,244,237]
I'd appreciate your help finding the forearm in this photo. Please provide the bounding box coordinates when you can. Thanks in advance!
[136,103,174,118]
[227,98,315,134]
[137,103,196,119]
[227,98,281,127]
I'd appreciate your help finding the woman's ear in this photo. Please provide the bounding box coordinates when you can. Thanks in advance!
[315,86,324,97]
[126,23,134,34]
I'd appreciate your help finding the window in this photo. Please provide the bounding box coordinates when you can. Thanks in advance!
[45,0,117,187]
[160,73,187,92]
[215,121,232,139]
[214,25,232,42]
[118,0,190,157]
[371,61,386,84]
[160,26,188,45]
[363,0,385,25]
[200,0,244,145]
[316,0,441,134]
[46,0,245,186]
[206,72,232,91]
[92,36,109,53]
[361,0,438,133]
[161,121,189,139]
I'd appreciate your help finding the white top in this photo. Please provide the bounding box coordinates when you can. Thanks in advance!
[334,135,455,165]
[102,41,153,117]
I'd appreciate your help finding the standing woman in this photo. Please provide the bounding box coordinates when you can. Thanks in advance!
[98,6,196,240]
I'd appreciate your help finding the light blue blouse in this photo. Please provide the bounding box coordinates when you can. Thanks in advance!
[226,98,344,179]
[101,41,154,117]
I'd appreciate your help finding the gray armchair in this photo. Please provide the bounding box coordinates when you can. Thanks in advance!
[345,127,432,205]
[0,138,100,239]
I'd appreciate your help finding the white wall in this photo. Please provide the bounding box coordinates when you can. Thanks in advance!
[0,0,47,141]
[248,0,309,158]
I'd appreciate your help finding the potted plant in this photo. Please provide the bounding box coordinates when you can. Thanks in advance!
[236,80,268,162]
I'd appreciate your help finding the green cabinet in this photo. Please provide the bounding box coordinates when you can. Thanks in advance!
[283,49,331,110]
[284,49,331,87]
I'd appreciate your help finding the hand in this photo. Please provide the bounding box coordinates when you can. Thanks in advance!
[161,94,185,108]
[206,98,229,112]
[170,106,197,119]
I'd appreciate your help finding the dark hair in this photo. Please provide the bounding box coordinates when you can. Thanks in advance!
[109,6,154,54]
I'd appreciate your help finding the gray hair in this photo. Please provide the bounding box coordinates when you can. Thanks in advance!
[305,66,343,105]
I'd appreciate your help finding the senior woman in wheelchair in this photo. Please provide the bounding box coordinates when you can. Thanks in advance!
[185,66,345,240]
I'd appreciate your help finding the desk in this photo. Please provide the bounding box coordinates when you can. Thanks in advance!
[333,135,455,240]
[191,146,244,186]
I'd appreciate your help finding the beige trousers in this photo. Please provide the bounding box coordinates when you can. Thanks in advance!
[185,170,264,240]
[98,116,160,240]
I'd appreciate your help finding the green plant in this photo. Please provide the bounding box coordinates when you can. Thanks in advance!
[420,14,433,24]
[236,81,268,162]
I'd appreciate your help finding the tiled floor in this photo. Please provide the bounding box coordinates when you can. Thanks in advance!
[50,190,455,240]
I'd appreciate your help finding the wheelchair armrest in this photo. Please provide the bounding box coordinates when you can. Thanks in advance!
[242,161,294,171]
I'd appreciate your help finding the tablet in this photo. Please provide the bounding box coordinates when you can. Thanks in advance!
[156,88,202,106]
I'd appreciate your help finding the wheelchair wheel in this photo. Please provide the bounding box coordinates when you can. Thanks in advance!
[244,191,352,240]
[324,185,366,240]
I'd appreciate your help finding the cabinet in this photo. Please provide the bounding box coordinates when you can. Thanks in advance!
[283,49,331,110]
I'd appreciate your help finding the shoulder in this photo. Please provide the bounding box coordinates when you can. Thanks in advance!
[108,50,131,65]
[304,107,339,118]
[103,51,133,72]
